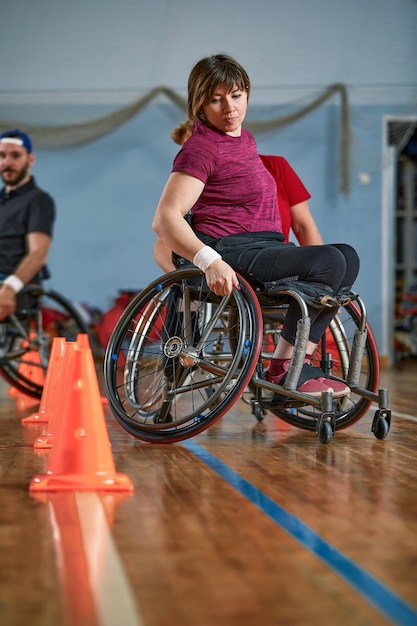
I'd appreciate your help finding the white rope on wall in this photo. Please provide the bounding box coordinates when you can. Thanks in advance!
[0,83,351,195]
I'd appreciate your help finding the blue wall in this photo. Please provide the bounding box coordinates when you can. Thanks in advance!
[1,0,416,357]
[4,99,403,345]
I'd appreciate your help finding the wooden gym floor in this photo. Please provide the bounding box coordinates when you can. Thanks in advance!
[0,358,416,626]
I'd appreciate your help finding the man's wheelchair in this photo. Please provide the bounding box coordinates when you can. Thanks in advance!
[0,282,90,399]
[103,267,391,445]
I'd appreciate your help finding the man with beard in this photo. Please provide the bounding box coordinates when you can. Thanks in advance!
[0,129,55,321]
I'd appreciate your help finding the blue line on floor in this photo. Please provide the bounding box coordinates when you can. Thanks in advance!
[183,440,417,626]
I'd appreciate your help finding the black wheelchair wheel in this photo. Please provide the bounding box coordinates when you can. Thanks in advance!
[0,285,90,398]
[104,267,263,443]
[266,300,380,431]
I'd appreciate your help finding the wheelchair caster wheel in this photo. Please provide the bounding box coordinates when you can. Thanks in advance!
[373,417,389,440]
[318,420,333,444]
[316,409,335,444]
[252,403,265,422]
[372,408,391,440]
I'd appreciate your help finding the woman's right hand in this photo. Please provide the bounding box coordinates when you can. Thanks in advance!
[205,259,240,296]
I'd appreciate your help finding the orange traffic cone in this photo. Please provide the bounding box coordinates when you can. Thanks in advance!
[76,332,90,350]
[8,385,18,398]
[22,337,67,425]
[12,336,45,411]
[33,341,75,449]
[30,344,134,492]
[33,340,77,450]
[77,332,108,405]
[16,391,39,412]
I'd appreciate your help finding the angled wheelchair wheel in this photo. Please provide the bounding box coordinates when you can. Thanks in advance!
[104,267,263,443]
[266,300,379,431]
[0,285,90,398]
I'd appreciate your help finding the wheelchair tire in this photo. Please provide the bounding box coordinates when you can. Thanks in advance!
[0,285,90,398]
[104,267,263,443]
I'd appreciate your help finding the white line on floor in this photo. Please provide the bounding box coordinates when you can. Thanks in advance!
[75,492,143,626]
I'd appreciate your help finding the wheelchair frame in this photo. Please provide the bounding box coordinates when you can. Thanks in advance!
[0,282,90,398]
[104,267,391,445]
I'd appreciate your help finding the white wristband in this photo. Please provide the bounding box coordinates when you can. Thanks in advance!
[3,274,24,293]
[193,246,221,272]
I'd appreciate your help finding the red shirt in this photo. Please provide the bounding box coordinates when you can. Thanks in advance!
[260,155,311,243]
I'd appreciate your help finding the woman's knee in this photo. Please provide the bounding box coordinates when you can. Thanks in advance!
[330,243,360,286]
[312,246,347,288]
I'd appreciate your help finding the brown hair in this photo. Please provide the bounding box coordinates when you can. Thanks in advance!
[171,119,193,146]
[187,54,251,122]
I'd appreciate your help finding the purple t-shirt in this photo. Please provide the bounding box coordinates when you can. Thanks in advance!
[172,122,281,238]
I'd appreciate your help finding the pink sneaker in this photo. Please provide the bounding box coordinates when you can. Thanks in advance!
[266,361,349,398]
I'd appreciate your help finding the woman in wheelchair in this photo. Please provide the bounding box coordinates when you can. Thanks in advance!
[155,120,324,266]
[152,53,359,400]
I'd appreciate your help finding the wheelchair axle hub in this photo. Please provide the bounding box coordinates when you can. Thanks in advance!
[164,336,183,358]
[163,336,199,367]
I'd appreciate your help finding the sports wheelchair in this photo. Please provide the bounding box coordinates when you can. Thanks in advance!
[104,266,391,445]
[0,281,90,398]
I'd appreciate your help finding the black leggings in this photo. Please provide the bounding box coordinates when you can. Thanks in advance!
[239,242,360,345]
